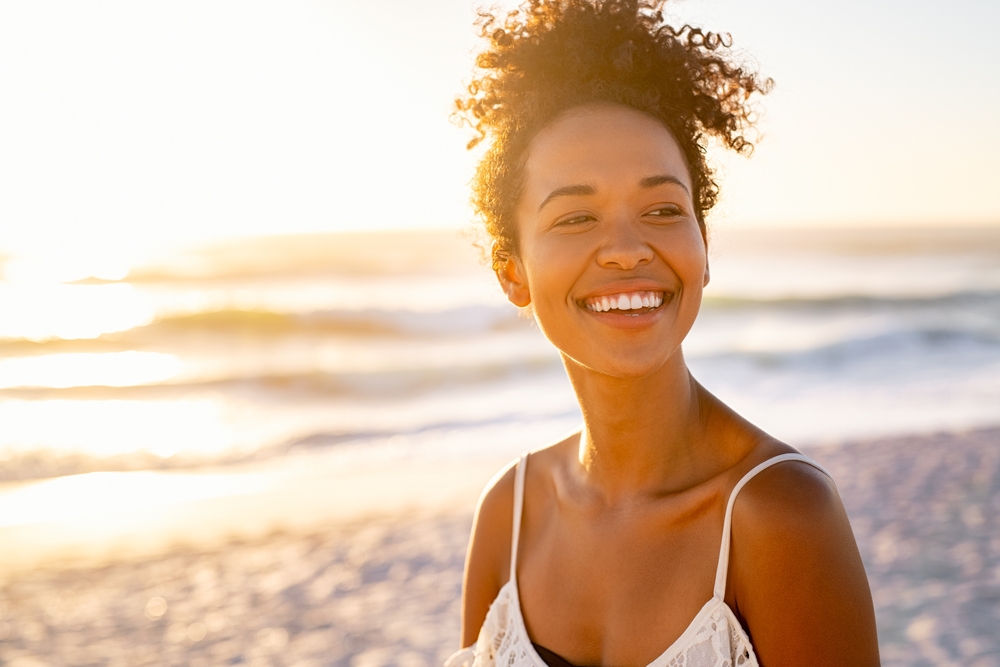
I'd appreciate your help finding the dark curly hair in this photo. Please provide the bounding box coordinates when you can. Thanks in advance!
[455,0,772,270]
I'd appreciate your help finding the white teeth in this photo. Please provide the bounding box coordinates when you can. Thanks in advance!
[584,291,665,312]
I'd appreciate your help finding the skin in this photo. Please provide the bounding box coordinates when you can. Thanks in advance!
[460,104,880,667]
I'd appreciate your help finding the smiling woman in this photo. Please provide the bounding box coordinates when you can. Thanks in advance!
[503,106,708,376]
[447,2,879,667]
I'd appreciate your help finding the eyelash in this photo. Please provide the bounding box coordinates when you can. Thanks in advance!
[647,205,684,217]
[554,206,684,227]
[556,214,596,226]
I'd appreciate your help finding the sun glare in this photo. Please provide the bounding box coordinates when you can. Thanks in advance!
[2,254,131,284]
[0,469,268,528]
[0,399,233,459]
[0,351,182,389]
[0,282,155,341]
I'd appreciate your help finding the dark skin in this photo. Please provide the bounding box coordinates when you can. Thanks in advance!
[460,104,879,666]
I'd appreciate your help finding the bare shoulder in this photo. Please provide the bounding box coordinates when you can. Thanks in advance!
[459,457,516,646]
[733,454,842,533]
[470,457,519,581]
[728,451,881,666]
[467,438,575,576]
[460,434,577,647]
[730,456,854,591]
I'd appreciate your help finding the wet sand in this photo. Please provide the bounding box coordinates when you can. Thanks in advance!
[2,427,999,667]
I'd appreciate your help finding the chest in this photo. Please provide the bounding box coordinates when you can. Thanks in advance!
[515,493,727,665]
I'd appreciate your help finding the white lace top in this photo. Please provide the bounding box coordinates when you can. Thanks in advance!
[446,452,830,667]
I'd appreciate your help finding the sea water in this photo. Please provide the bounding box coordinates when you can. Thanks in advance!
[1,227,998,487]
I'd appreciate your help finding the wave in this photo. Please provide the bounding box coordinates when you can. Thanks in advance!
[691,327,1000,374]
[163,291,1000,329]
[274,409,581,453]
[3,289,998,397]
[0,407,580,484]
[702,289,1000,311]
[3,288,997,352]
[155,307,517,335]
[0,356,565,400]
[135,304,528,339]
[5,325,997,399]
[0,304,529,352]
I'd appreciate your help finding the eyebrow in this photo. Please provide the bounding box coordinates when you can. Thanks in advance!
[537,175,690,212]
[537,184,596,212]
[639,174,690,194]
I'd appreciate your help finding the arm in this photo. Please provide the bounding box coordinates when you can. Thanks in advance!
[730,462,880,667]
[459,461,517,647]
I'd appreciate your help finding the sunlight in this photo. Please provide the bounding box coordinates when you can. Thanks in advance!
[0,351,181,389]
[0,399,234,459]
[0,282,155,340]
[0,469,268,528]
[2,253,130,284]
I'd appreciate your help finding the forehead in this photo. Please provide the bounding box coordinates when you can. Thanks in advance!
[521,104,692,195]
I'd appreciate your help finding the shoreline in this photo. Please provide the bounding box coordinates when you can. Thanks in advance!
[0,453,509,579]
[2,425,999,666]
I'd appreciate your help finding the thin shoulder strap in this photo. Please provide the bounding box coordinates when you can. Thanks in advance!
[510,453,529,583]
[712,453,832,600]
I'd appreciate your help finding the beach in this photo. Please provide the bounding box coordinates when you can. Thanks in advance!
[1,0,999,660]
[2,228,999,665]
[3,426,999,667]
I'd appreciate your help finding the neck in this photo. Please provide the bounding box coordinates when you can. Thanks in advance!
[564,348,719,501]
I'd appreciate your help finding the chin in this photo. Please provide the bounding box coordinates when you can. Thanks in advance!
[562,349,674,380]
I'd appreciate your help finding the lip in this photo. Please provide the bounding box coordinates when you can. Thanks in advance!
[576,280,671,301]
[575,280,676,329]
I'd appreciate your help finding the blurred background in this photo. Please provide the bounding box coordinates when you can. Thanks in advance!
[0,1,998,666]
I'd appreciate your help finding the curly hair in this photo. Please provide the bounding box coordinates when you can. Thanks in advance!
[454,0,771,270]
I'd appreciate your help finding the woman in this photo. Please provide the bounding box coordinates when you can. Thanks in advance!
[447,1,880,666]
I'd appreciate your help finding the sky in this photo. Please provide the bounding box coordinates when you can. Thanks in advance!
[0,0,998,271]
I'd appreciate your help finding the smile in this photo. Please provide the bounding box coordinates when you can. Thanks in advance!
[582,291,664,313]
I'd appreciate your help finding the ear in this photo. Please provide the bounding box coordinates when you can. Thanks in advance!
[703,258,711,288]
[497,254,531,308]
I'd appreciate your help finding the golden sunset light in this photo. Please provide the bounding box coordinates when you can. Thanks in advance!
[0,1,996,274]
[0,2,997,665]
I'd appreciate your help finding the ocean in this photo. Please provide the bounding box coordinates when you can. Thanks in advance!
[1,226,998,490]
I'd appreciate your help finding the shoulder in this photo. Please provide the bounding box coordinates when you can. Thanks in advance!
[729,454,852,589]
[460,456,518,645]
[477,455,520,521]
[727,453,880,666]
[470,456,519,582]
[468,437,573,586]
[732,455,842,536]
[460,437,575,646]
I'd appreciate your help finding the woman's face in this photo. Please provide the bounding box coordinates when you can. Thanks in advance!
[500,103,709,378]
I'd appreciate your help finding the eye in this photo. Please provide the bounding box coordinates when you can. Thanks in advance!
[554,213,596,227]
[646,204,685,218]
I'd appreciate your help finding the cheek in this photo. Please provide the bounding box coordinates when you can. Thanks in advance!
[680,252,708,322]
[538,247,607,318]
[524,260,573,314]
[679,226,709,277]
[519,237,580,303]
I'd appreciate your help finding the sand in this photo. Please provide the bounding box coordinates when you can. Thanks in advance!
[2,427,999,667]
[0,456,504,577]
[812,427,1000,667]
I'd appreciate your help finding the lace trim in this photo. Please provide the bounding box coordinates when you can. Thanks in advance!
[443,453,824,667]
[444,583,758,667]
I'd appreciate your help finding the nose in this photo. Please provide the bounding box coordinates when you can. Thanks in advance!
[595,214,653,270]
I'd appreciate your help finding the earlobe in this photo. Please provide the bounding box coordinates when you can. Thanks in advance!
[497,256,531,308]
[703,260,711,288]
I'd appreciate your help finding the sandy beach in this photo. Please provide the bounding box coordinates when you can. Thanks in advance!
[2,426,999,667]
